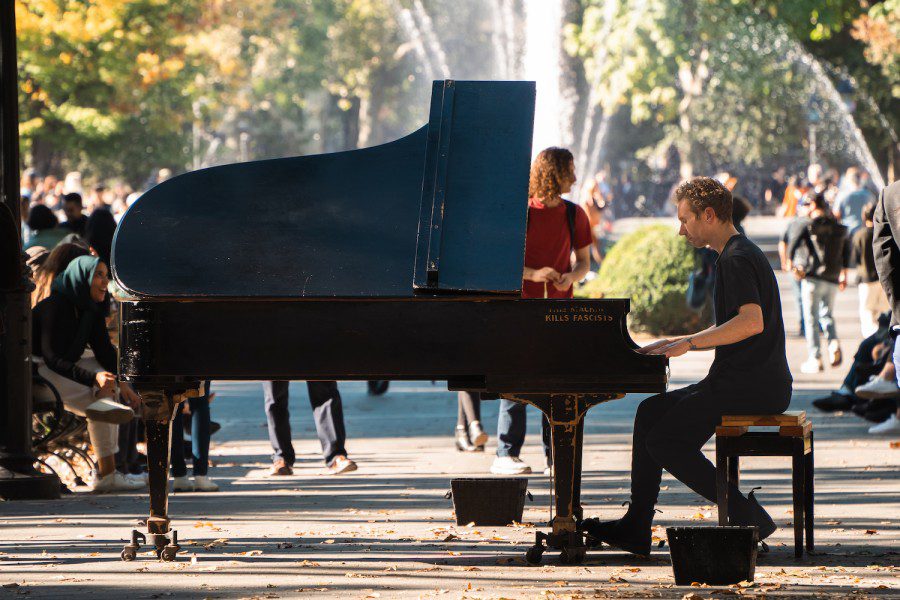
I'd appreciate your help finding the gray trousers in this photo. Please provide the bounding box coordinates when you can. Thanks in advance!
[262,381,347,466]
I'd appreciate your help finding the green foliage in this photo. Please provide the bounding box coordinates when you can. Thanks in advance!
[16,0,201,185]
[853,0,900,96]
[576,225,709,335]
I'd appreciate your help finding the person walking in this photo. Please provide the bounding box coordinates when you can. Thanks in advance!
[454,391,488,452]
[834,168,875,238]
[778,197,811,336]
[170,381,218,492]
[788,191,850,374]
[580,177,791,555]
[491,147,592,476]
[263,381,357,476]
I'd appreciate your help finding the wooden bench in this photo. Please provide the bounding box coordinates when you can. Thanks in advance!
[715,410,813,558]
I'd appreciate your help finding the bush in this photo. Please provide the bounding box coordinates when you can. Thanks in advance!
[575,224,711,335]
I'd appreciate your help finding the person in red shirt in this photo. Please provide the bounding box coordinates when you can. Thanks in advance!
[491,147,592,475]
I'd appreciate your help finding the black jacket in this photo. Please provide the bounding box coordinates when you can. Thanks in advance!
[874,181,900,327]
[32,293,117,387]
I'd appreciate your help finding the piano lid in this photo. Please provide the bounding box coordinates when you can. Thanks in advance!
[112,80,536,298]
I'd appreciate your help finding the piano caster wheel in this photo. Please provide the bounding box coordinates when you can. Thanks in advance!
[525,544,545,565]
[559,546,586,565]
[159,545,179,562]
[121,530,145,562]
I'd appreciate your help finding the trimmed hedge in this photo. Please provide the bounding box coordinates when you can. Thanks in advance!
[575,224,711,335]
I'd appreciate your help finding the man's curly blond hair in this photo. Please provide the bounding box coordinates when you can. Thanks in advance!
[674,176,733,222]
[529,147,574,201]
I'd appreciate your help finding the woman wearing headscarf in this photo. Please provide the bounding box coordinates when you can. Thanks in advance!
[32,255,144,492]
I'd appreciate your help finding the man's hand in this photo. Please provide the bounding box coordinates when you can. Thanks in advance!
[649,338,691,358]
[637,338,673,354]
[553,272,578,292]
[94,371,117,397]
[119,382,142,409]
[530,267,561,283]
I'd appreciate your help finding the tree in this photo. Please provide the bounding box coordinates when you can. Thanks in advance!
[571,1,812,177]
[16,0,200,186]
[853,0,900,96]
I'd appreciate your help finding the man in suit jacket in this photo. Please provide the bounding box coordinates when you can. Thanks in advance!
[872,180,900,435]
[874,181,900,332]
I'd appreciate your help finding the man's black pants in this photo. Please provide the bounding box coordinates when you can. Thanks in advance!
[262,381,348,466]
[630,381,790,510]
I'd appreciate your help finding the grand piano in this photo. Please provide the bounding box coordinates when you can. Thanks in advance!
[112,80,666,564]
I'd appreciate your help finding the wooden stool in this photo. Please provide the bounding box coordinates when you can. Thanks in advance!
[715,410,814,558]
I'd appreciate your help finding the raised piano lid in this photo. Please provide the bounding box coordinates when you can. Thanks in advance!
[112,80,536,298]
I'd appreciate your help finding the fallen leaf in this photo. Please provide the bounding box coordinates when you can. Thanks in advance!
[865,530,878,535]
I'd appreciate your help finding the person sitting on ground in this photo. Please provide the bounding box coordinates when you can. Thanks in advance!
[32,256,144,492]
[812,311,894,418]
[24,204,67,250]
[262,381,357,476]
[60,192,88,236]
[787,191,850,374]
[866,339,900,435]
[580,177,791,555]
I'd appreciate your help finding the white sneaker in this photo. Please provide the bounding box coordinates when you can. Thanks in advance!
[92,472,145,493]
[85,399,134,424]
[855,376,900,400]
[868,414,900,435]
[125,472,148,487]
[192,475,219,492]
[543,466,554,476]
[800,357,824,374]
[490,456,532,475]
[468,420,488,447]
[172,475,193,492]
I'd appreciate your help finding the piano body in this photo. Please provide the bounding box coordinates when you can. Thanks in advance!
[112,80,666,564]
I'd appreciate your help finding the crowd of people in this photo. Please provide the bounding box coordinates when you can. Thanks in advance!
[19,153,898,499]
[21,168,358,494]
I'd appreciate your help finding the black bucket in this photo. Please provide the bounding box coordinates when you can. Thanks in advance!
[447,478,531,526]
[666,526,759,586]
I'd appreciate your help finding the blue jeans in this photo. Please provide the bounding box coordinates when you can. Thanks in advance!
[791,277,805,334]
[894,337,900,386]
[496,399,551,464]
[171,381,212,477]
[801,278,838,360]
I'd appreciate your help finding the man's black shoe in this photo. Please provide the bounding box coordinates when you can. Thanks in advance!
[730,489,777,540]
[812,392,854,412]
[577,505,654,557]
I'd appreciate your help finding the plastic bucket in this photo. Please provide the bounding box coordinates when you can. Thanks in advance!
[448,477,531,526]
[666,526,759,585]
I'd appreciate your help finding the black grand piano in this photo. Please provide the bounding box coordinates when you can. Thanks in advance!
[112,80,666,564]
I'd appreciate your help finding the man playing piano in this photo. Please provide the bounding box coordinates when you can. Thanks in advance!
[580,176,792,555]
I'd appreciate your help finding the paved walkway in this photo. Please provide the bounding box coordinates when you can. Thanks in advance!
[1,217,898,598]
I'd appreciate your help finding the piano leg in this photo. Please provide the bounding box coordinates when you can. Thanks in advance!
[121,388,182,562]
[523,394,588,565]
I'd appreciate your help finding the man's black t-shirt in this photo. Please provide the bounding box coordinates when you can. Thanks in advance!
[709,234,792,397]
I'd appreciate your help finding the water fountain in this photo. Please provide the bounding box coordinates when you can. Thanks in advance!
[392,1,888,192]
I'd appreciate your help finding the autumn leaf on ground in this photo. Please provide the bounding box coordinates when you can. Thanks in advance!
[864,530,878,535]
